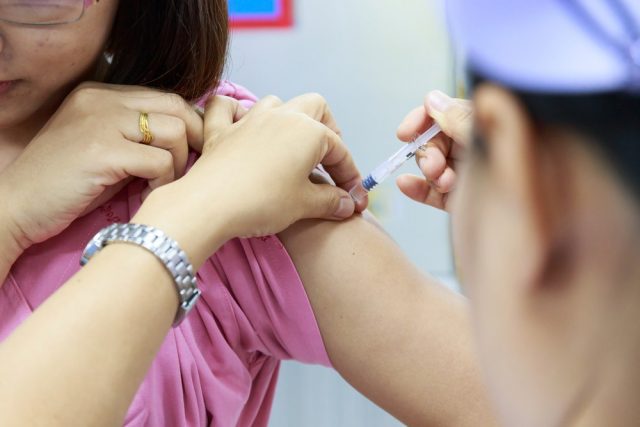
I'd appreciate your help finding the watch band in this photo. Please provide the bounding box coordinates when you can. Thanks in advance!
[80,223,201,326]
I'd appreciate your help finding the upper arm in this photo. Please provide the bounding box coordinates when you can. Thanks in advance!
[278,213,496,427]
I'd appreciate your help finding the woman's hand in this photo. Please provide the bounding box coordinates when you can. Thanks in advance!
[0,82,202,253]
[396,90,473,212]
[134,94,365,267]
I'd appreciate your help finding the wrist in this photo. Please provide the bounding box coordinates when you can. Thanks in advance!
[81,223,200,325]
[132,183,232,269]
[0,224,24,278]
[0,184,27,274]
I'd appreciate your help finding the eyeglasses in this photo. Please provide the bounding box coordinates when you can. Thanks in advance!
[0,0,92,26]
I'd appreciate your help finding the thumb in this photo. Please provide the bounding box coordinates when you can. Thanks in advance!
[424,90,473,147]
[304,183,355,220]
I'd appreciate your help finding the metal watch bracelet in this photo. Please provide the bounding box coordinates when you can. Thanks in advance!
[80,223,201,326]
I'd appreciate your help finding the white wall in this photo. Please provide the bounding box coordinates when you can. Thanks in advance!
[227,1,456,425]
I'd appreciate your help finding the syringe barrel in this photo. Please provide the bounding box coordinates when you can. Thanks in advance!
[349,122,443,202]
[370,143,416,184]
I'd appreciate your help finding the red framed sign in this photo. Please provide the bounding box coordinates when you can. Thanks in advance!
[229,0,293,29]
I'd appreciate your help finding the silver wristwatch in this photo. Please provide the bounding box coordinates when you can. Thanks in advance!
[80,223,201,326]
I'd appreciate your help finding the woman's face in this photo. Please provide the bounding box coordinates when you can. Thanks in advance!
[0,0,119,131]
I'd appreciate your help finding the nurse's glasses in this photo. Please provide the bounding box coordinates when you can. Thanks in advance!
[0,0,97,26]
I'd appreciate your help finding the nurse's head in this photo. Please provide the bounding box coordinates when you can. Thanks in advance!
[0,0,228,131]
[449,1,640,425]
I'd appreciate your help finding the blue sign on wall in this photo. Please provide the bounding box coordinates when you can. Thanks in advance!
[229,0,292,28]
[229,0,277,14]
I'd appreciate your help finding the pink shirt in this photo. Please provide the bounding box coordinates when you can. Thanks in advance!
[0,82,332,426]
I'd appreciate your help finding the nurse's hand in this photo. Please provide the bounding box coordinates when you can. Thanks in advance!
[396,91,473,212]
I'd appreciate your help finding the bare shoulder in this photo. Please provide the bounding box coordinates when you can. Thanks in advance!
[278,211,412,283]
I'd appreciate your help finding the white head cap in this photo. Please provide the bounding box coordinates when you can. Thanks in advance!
[448,0,640,93]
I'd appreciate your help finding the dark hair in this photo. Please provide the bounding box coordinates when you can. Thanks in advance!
[104,0,229,101]
[470,71,640,202]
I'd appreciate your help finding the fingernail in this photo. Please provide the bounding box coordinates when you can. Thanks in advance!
[334,196,355,218]
[427,90,452,113]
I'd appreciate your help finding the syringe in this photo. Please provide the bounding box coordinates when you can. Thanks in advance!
[349,123,442,202]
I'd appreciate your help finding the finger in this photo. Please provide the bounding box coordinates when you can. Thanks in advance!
[282,93,341,135]
[396,174,447,211]
[248,95,284,113]
[194,104,205,118]
[234,104,251,121]
[80,178,135,216]
[320,129,360,187]
[315,126,367,211]
[309,168,333,185]
[424,90,473,147]
[104,142,176,191]
[118,90,204,151]
[415,144,448,182]
[121,112,189,179]
[397,106,435,142]
[428,132,453,158]
[310,166,368,213]
[433,166,457,193]
[203,96,246,148]
[303,182,355,220]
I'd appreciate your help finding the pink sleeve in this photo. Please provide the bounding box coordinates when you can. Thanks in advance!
[196,236,332,366]
[194,80,259,110]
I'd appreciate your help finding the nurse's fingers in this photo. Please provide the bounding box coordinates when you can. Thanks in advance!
[424,91,473,147]
[415,134,450,182]
[396,174,449,211]
[433,165,457,194]
[414,152,457,193]
[414,140,458,193]
[397,106,435,142]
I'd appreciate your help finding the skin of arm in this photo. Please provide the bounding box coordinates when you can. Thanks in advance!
[278,213,497,427]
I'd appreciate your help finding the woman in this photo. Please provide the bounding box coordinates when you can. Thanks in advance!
[0,1,493,426]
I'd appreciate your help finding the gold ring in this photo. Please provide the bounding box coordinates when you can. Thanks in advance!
[139,112,153,145]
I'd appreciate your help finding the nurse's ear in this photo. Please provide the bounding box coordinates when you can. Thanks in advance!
[473,83,555,289]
